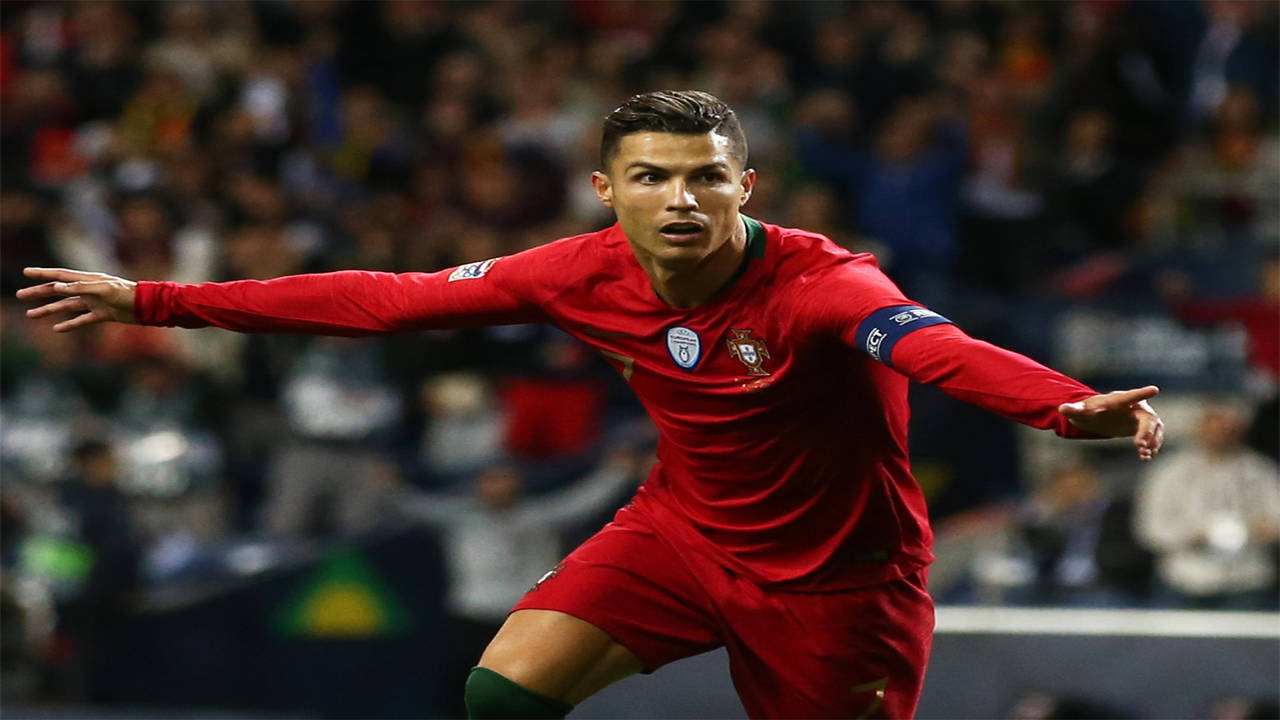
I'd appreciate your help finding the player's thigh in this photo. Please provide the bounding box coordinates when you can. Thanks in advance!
[486,510,723,703]
[478,608,644,705]
[726,569,934,719]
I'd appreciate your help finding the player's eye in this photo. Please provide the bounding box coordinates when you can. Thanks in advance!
[636,172,662,184]
[701,172,727,183]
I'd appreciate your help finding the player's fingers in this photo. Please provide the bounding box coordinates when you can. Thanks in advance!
[22,267,101,283]
[1136,414,1164,461]
[14,282,67,300]
[1114,385,1160,406]
[26,296,88,318]
[1133,412,1158,448]
[1057,401,1087,416]
[55,280,114,297]
[52,311,104,333]
[16,279,113,300]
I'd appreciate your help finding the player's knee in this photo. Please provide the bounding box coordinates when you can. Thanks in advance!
[464,666,574,719]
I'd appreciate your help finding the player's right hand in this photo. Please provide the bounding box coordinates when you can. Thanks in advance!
[18,267,138,332]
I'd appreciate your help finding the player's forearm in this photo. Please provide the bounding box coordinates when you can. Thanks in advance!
[136,270,538,334]
[891,324,1098,437]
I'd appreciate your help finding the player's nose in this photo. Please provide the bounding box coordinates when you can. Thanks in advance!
[665,180,697,210]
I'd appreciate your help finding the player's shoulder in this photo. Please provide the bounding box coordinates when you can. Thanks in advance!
[758,220,886,283]
[494,223,628,295]
[516,224,617,263]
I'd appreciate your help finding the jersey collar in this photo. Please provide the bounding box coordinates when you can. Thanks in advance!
[720,214,766,291]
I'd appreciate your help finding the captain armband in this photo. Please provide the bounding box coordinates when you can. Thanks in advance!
[853,305,954,369]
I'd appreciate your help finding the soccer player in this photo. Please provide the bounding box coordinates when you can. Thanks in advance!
[20,91,1164,719]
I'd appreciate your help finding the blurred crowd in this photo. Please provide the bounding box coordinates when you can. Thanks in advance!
[1,0,1277,712]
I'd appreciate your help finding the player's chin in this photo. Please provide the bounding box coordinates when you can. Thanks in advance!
[652,244,709,267]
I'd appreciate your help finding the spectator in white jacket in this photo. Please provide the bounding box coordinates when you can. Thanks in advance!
[395,449,643,714]
[1134,402,1280,608]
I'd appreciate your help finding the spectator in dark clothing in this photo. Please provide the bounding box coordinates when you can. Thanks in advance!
[795,95,966,305]
[60,440,140,611]
[57,439,142,703]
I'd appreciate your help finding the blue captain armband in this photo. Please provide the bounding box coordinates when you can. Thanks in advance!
[854,305,953,368]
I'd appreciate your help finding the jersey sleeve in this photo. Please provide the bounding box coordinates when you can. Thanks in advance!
[889,324,1099,437]
[134,246,559,335]
[797,251,1098,437]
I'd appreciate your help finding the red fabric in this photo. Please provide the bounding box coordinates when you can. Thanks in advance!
[514,502,934,719]
[30,127,88,184]
[500,378,604,459]
[136,220,1099,588]
[1174,297,1280,380]
[0,33,15,103]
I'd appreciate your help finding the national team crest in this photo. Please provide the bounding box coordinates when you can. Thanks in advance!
[726,329,771,376]
[666,326,702,370]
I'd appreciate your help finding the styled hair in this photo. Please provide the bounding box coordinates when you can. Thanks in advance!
[600,90,748,170]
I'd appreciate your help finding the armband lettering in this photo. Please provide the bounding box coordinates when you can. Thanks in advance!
[854,305,952,368]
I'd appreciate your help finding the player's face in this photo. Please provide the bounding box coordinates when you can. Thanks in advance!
[593,131,755,269]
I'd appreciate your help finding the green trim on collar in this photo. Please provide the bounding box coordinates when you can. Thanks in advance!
[743,215,766,259]
[718,214,766,292]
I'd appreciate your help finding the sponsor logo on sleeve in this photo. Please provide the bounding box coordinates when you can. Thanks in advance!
[447,258,498,282]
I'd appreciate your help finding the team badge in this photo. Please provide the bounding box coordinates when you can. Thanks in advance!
[447,258,498,282]
[666,326,702,370]
[726,328,771,376]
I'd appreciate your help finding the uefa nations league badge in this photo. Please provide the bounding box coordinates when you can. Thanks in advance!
[666,326,701,370]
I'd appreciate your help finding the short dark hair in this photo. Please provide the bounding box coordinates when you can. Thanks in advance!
[600,90,748,171]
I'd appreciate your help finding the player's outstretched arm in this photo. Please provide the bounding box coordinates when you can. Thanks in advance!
[19,257,542,336]
[18,267,137,332]
[1058,386,1164,461]
[882,323,1165,462]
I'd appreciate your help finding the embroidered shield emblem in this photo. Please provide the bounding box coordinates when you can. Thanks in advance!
[666,326,701,370]
[726,329,771,376]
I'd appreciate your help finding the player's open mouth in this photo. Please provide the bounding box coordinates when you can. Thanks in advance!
[659,222,706,243]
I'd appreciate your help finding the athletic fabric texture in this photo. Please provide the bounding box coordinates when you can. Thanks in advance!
[135,218,1098,592]
[512,500,934,719]
[464,666,573,720]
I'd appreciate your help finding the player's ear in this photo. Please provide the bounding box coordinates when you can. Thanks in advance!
[738,168,756,207]
[591,171,614,208]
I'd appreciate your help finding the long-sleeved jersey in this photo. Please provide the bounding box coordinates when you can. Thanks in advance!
[136,217,1098,589]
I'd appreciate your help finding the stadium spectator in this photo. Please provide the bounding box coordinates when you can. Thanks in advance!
[266,336,403,538]
[0,0,1275,713]
[417,371,503,487]
[1134,402,1280,608]
[394,452,640,716]
[56,439,142,702]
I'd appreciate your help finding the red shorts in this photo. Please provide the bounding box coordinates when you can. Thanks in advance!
[512,504,935,719]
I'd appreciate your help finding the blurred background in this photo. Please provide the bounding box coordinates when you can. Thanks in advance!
[0,0,1276,718]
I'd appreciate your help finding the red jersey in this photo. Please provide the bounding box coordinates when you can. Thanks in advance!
[136,218,1097,589]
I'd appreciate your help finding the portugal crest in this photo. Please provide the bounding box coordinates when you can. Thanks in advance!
[726,329,771,376]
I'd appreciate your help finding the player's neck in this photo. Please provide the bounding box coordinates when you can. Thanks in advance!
[643,216,748,309]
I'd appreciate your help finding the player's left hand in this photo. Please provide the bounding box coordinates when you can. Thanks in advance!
[1058,386,1164,461]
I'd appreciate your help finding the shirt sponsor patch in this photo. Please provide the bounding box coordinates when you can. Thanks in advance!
[447,258,498,282]
[666,326,702,370]
[854,305,953,368]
